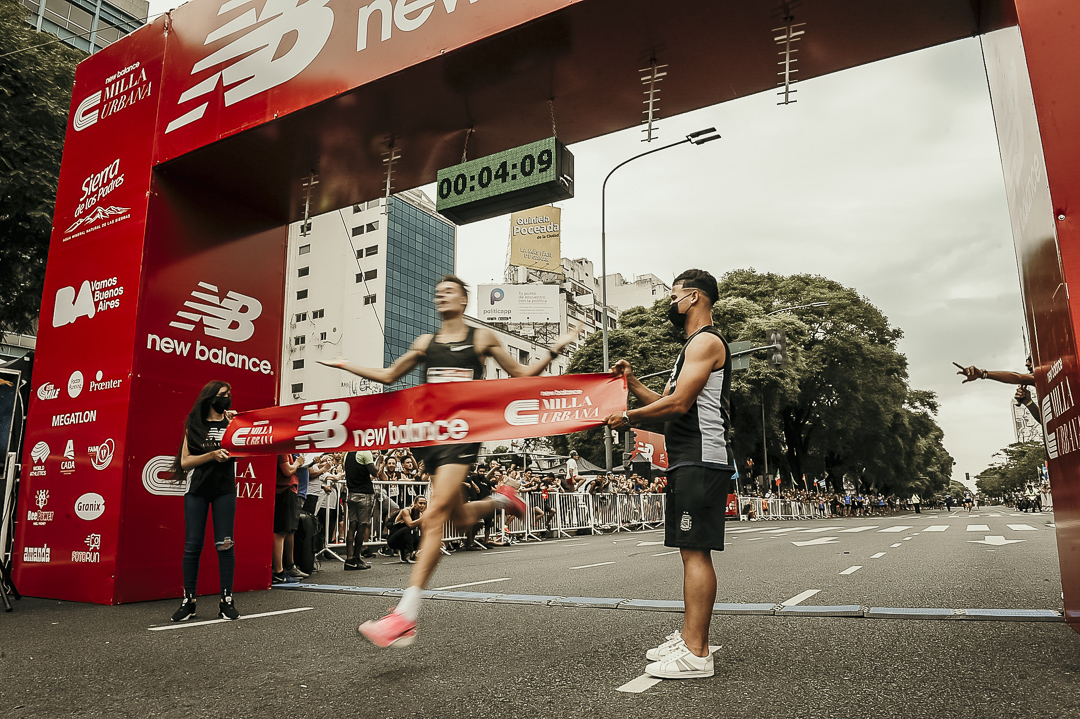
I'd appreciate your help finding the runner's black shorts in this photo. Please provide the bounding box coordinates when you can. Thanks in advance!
[414,443,481,473]
[664,465,733,551]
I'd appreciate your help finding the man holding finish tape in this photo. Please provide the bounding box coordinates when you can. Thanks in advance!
[607,268,733,680]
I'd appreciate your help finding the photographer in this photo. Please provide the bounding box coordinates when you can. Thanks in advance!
[386,496,427,564]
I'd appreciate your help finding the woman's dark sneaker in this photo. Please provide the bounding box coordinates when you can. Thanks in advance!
[219,591,240,620]
[171,596,196,622]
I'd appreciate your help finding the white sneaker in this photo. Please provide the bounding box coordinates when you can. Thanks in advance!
[645,631,683,661]
[646,632,721,661]
[645,644,714,679]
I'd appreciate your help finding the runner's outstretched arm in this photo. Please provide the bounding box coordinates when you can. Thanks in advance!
[483,321,583,377]
[318,335,430,385]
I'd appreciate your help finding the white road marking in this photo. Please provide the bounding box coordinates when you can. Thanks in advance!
[840,526,879,533]
[546,539,587,544]
[636,541,665,546]
[790,536,840,547]
[571,562,616,570]
[727,528,769,534]
[798,526,843,533]
[966,525,991,532]
[968,536,1025,546]
[839,566,863,575]
[1048,523,1056,527]
[484,550,523,555]
[763,528,807,534]
[782,589,821,606]
[870,552,886,559]
[878,526,913,533]
[617,674,663,693]
[1006,524,1038,531]
[890,543,902,548]
[923,525,950,532]
[433,578,512,590]
[902,537,913,541]
[149,607,313,631]
[747,537,766,541]
[653,550,680,556]
[611,538,640,543]
[987,513,1001,517]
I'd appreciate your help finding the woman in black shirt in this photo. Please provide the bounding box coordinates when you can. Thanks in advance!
[169,381,240,622]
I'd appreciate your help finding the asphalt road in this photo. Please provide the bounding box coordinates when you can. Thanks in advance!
[2,507,1077,719]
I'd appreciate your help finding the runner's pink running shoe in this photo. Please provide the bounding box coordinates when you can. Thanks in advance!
[359,611,417,648]
[494,485,526,519]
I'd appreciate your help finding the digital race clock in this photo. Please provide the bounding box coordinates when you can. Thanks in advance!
[435,137,574,225]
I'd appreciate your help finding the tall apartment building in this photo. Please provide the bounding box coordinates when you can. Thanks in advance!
[281,190,455,402]
[22,0,147,54]
[603,272,672,314]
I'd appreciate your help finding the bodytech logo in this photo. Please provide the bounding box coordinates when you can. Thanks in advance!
[165,0,483,134]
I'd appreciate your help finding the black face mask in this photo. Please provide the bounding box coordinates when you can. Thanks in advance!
[211,396,231,413]
[668,298,687,330]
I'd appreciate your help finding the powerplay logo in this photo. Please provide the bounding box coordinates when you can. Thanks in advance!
[165,0,484,134]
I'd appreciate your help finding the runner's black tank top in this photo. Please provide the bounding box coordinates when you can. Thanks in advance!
[421,326,484,384]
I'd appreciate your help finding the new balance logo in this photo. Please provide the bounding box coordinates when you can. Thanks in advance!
[170,282,263,343]
[296,401,350,450]
[165,0,335,134]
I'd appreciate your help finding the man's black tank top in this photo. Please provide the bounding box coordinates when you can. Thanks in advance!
[422,326,484,383]
[664,326,735,471]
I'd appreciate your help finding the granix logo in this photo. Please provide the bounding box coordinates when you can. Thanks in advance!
[169,282,263,343]
[166,0,485,134]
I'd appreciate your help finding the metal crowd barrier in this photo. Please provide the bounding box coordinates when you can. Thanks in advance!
[311,481,668,560]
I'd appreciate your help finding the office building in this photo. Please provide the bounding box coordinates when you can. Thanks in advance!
[603,272,672,314]
[22,0,147,55]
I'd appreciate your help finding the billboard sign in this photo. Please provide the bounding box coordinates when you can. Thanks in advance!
[479,284,560,324]
[509,205,561,272]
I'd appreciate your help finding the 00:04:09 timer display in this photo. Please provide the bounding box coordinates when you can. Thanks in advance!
[437,148,554,199]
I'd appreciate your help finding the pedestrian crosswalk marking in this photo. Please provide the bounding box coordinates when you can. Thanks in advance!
[870,552,886,559]
[923,525,949,532]
[878,526,913,533]
[1006,524,1037,531]
[840,526,879,533]
[839,566,863,575]
[966,525,990,532]
[798,527,843,533]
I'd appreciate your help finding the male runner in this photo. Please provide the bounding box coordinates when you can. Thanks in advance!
[606,268,732,680]
[321,275,581,647]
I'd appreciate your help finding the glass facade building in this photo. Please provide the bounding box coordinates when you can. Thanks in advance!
[384,195,456,387]
[22,0,147,55]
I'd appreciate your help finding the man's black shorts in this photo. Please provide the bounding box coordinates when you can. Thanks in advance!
[414,443,481,473]
[664,465,732,551]
[274,490,300,534]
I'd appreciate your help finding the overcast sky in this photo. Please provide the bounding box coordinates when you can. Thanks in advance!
[144,2,1026,487]
[442,37,1026,488]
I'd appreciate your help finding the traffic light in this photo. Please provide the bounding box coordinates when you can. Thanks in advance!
[768,329,787,367]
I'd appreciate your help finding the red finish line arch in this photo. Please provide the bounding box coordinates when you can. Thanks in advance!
[13,0,1080,631]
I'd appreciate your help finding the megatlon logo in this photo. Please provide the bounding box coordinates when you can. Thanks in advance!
[170,282,263,342]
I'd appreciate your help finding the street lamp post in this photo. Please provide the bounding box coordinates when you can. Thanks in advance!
[759,301,828,491]
[600,128,721,470]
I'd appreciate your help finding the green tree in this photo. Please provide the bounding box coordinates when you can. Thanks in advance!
[975,440,1046,498]
[562,269,954,496]
[0,1,84,332]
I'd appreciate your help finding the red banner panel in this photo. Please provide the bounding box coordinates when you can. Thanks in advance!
[630,429,668,469]
[223,374,626,455]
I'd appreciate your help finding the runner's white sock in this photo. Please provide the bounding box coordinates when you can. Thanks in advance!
[397,585,422,622]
